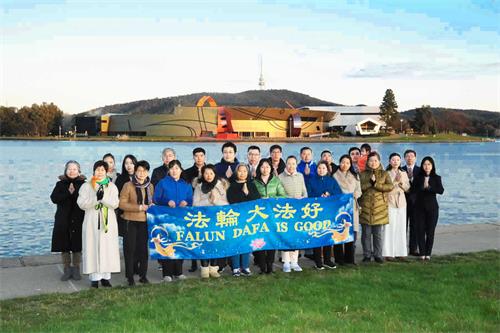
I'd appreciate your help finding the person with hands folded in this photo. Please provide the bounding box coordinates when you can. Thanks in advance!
[305,160,342,270]
[77,160,120,288]
[119,160,154,286]
[359,152,394,264]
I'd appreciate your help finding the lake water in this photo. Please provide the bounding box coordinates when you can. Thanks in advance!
[0,140,498,257]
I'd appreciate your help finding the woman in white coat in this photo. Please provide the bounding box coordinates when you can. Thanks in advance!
[77,160,120,288]
[383,153,411,260]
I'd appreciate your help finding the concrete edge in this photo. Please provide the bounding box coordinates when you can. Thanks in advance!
[2,222,499,269]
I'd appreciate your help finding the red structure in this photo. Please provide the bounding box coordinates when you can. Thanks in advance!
[196,96,239,139]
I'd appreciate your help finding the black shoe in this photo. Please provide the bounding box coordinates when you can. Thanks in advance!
[91,281,99,288]
[127,278,135,286]
[409,251,420,257]
[314,265,325,270]
[374,257,384,264]
[323,261,337,269]
[362,257,371,262]
[101,279,112,287]
[139,277,150,284]
[188,260,198,273]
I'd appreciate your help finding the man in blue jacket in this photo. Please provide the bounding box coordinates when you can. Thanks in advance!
[297,147,317,182]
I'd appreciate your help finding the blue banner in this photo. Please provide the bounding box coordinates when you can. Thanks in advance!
[147,194,354,260]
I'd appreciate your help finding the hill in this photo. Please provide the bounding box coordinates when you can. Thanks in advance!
[400,107,499,136]
[401,107,499,123]
[80,89,342,116]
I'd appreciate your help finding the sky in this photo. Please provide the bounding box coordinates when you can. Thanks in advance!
[1,0,499,114]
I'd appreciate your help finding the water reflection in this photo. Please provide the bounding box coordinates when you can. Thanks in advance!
[0,140,498,257]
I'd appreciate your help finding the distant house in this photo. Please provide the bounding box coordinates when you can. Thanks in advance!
[303,106,385,135]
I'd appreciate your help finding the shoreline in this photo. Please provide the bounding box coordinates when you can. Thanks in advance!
[0,222,498,300]
[0,134,495,143]
[2,222,498,268]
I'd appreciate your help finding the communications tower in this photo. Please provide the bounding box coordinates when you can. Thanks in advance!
[258,55,265,90]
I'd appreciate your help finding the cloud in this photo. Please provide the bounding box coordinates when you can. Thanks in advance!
[346,62,500,79]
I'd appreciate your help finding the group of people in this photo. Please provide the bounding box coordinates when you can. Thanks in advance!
[50,142,444,288]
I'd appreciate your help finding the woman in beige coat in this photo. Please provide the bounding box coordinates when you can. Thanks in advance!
[333,154,361,265]
[77,160,120,288]
[192,164,229,278]
[383,153,411,260]
[119,160,154,286]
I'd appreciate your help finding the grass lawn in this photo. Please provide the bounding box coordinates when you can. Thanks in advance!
[1,251,499,332]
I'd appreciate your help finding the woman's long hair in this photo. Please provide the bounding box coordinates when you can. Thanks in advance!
[255,158,273,181]
[386,152,404,171]
[419,156,437,176]
[338,154,358,178]
[121,154,138,175]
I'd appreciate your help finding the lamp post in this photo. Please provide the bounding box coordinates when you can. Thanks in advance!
[400,119,403,133]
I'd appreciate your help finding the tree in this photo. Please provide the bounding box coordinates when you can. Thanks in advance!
[436,111,471,134]
[0,107,21,136]
[0,103,63,136]
[412,105,437,134]
[379,89,399,131]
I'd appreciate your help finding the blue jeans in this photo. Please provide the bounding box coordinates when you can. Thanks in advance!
[231,253,250,270]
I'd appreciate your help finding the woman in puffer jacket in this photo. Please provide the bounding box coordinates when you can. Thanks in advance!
[359,152,394,263]
[254,159,286,274]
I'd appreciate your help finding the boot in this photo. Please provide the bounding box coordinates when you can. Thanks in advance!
[200,266,209,279]
[209,266,220,278]
[71,252,82,280]
[266,262,273,274]
[188,260,198,273]
[71,266,81,280]
[61,252,72,281]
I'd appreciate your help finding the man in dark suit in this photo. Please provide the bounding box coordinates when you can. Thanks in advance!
[181,147,207,273]
[403,149,421,256]
[151,148,176,186]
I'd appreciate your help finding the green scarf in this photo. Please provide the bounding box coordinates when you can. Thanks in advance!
[94,177,110,233]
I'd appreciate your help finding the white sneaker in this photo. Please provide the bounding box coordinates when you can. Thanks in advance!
[162,276,172,282]
[291,263,303,272]
[283,263,291,273]
[175,274,187,280]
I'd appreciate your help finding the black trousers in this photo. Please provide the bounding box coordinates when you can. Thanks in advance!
[123,220,148,279]
[313,246,332,267]
[254,250,275,272]
[333,241,355,264]
[160,259,184,277]
[200,259,218,267]
[415,205,439,256]
[407,203,419,253]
